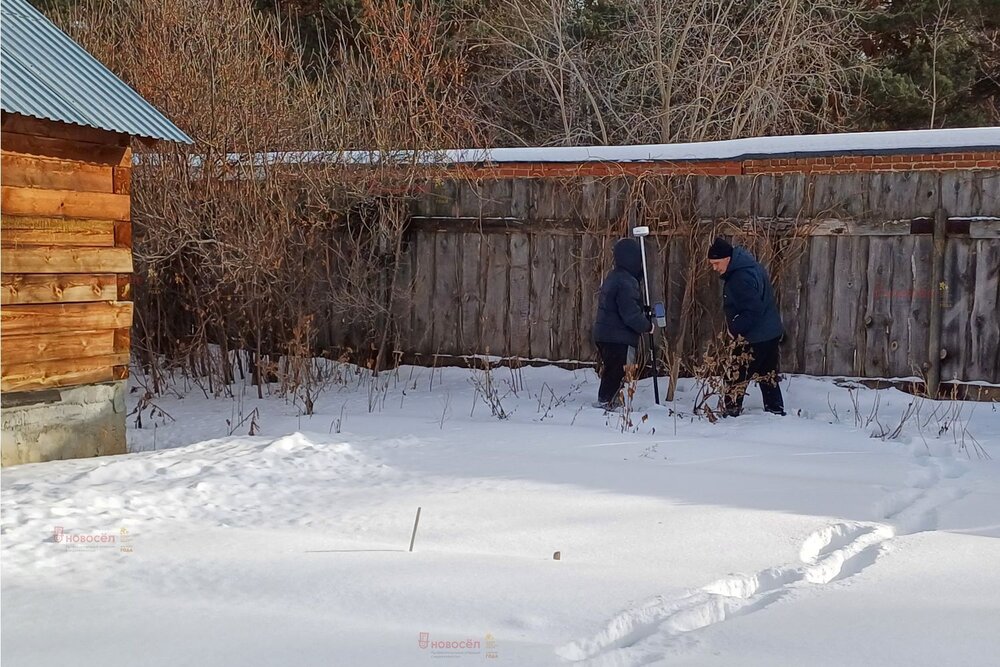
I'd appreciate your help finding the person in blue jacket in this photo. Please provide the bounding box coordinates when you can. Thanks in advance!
[592,238,653,409]
[707,237,786,416]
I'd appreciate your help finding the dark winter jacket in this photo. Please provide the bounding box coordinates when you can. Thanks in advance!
[592,239,651,346]
[721,246,784,344]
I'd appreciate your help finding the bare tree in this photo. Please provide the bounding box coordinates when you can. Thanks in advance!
[471,0,867,146]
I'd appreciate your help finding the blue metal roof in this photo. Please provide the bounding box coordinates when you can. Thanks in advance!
[0,0,192,143]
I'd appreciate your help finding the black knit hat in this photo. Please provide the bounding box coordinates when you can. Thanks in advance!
[707,237,733,259]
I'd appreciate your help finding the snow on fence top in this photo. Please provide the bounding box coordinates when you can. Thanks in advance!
[141,126,1000,168]
[410,126,1000,164]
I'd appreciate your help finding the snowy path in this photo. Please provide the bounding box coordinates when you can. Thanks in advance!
[2,367,998,666]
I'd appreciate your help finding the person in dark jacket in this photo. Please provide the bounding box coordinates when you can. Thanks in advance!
[592,238,653,408]
[707,237,786,416]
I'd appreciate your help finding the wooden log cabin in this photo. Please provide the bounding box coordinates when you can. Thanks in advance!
[1,0,191,465]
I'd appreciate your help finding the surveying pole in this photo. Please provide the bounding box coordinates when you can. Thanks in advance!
[631,226,661,405]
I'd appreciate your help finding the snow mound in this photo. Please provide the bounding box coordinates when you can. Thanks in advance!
[0,432,394,573]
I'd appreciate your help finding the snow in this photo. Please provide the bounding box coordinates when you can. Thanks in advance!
[2,365,999,666]
[137,126,1000,168]
[419,126,1000,164]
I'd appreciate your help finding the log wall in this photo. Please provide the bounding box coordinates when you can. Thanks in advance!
[1,113,133,393]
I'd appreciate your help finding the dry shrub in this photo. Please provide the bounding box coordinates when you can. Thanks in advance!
[693,332,756,422]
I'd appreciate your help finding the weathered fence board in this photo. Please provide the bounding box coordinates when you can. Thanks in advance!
[481,233,508,356]
[864,238,895,377]
[664,238,688,358]
[459,233,482,352]
[553,235,578,360]
[908,237,934,379]
[411,232,435,354]
[969,239,1000,382]
[775,237,806,371]
[529,235,554,359]
[887,235,916,377]
[827,235,866,375]
[433,232,461,355]
[778,174,809,219]
[578,235,603,361]
[803,236,835,374]
[392,235,415,352]
[813,174,869,219]
[508,233,531,355]
[940,170,998,216]
[941,239,976,381]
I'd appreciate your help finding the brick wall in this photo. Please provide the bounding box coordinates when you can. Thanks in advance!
[744,151,1000,174]
[462,160,742,178]
[455,150,1000,179]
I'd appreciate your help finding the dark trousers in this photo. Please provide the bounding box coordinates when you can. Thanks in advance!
[726,336,784,414]
[596,342,630,403]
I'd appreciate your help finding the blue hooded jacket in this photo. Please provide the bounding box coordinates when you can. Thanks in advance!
[721,246,784,344]
[592,239,651,346]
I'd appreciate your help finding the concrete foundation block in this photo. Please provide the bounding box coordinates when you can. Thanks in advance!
[1,381,127,466]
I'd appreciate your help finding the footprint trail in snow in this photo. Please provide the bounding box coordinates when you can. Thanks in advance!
[557,455,970,666]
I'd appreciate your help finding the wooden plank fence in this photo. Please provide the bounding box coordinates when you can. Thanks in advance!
[372,170,1000,382]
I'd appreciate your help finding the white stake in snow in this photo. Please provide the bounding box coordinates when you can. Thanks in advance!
[408,507,422,553]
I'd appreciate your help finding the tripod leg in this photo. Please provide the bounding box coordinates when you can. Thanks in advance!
[650,332,660,405]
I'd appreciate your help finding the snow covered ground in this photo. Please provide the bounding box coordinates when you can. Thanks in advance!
[2,364,999,666]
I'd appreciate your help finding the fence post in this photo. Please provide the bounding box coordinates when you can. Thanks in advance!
[926,205,947,398]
